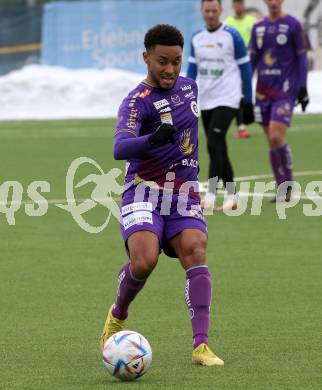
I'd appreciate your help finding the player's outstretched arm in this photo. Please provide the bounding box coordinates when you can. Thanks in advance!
[113,124,178,160]
[113,132,151,160]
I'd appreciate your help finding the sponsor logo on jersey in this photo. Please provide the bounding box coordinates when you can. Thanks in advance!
[179,129,194,155]
[128,92,140,107]
[182,158,198,168]
[181,84,192,91]
[184,91,195,100]
[171,94,181,104]
[268,25,276,34]
[202,43,216,48]
[256,26,266,49]
[140,88,151,98]
[126,108,139,129]
[160,112,173,125]
[276,33,288,45]
[279,24,289,33]
[153,98,170,110]
[260,69,282,76]
[190,101,199,117]
[159,106,172,113]
[256,36,263,49]
[264,50,277,66]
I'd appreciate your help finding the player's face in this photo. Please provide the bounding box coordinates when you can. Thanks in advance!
[143,45,182,90]
[201,0,222,30]
[233,1,245,17]
[264,0,284,16]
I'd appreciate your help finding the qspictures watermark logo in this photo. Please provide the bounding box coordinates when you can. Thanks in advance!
[1,157,322,233]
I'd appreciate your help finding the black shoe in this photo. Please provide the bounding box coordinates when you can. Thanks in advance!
[285,186,292,202]
[271,186,292,203]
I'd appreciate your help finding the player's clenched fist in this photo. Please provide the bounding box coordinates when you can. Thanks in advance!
[148,123,178,145]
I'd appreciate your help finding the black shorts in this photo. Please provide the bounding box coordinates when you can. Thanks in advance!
[201,106,237,137]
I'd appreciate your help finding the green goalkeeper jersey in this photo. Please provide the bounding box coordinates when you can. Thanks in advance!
[224,14,256,47]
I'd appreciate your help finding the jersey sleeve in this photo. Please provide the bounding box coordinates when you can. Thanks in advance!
[293,19,309,55]
[293,20,309,89]
[187,38,198,80]
[248,24,259,72]
[228,26,250,65]
[115,93,146,138]
[114,94,152,160]
[227,26,253,103]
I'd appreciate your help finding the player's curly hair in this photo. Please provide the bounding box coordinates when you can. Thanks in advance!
[201,0,221,4]
[144,24,184,51]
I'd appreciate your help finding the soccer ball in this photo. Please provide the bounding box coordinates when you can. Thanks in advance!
[102,330,152,381]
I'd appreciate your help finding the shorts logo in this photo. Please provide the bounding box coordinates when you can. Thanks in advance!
[122,211,153,230]
[121,202,153,216]
[190,101,199,117]
[254,105,263,123]
[153,99,170,110]
[277,34,288,45]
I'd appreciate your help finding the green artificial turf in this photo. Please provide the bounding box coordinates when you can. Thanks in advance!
[0,115,321,389]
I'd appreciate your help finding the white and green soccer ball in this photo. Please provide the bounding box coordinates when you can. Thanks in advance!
[102,330,152,381]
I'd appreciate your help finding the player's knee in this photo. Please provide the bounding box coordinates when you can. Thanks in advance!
[131,260,157,279]
[130,249,158,278]
[191,243,207,263]
[183,239,207,265]
[269,133,283,148]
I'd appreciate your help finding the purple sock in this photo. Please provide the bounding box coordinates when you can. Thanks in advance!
[276,144,293,182]
[185,265,212,349]
[112,262,146,320]
[269,149,285,185]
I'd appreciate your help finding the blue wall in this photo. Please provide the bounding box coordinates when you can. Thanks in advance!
[41,0,203,73]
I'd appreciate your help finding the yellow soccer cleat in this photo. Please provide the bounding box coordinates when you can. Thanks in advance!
[100,305,125,351]
[192,343,224,366]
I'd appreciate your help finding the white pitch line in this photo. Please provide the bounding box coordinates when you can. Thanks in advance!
[234,170,322,182]
[1,170,322,207]
[2,192,322,208]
